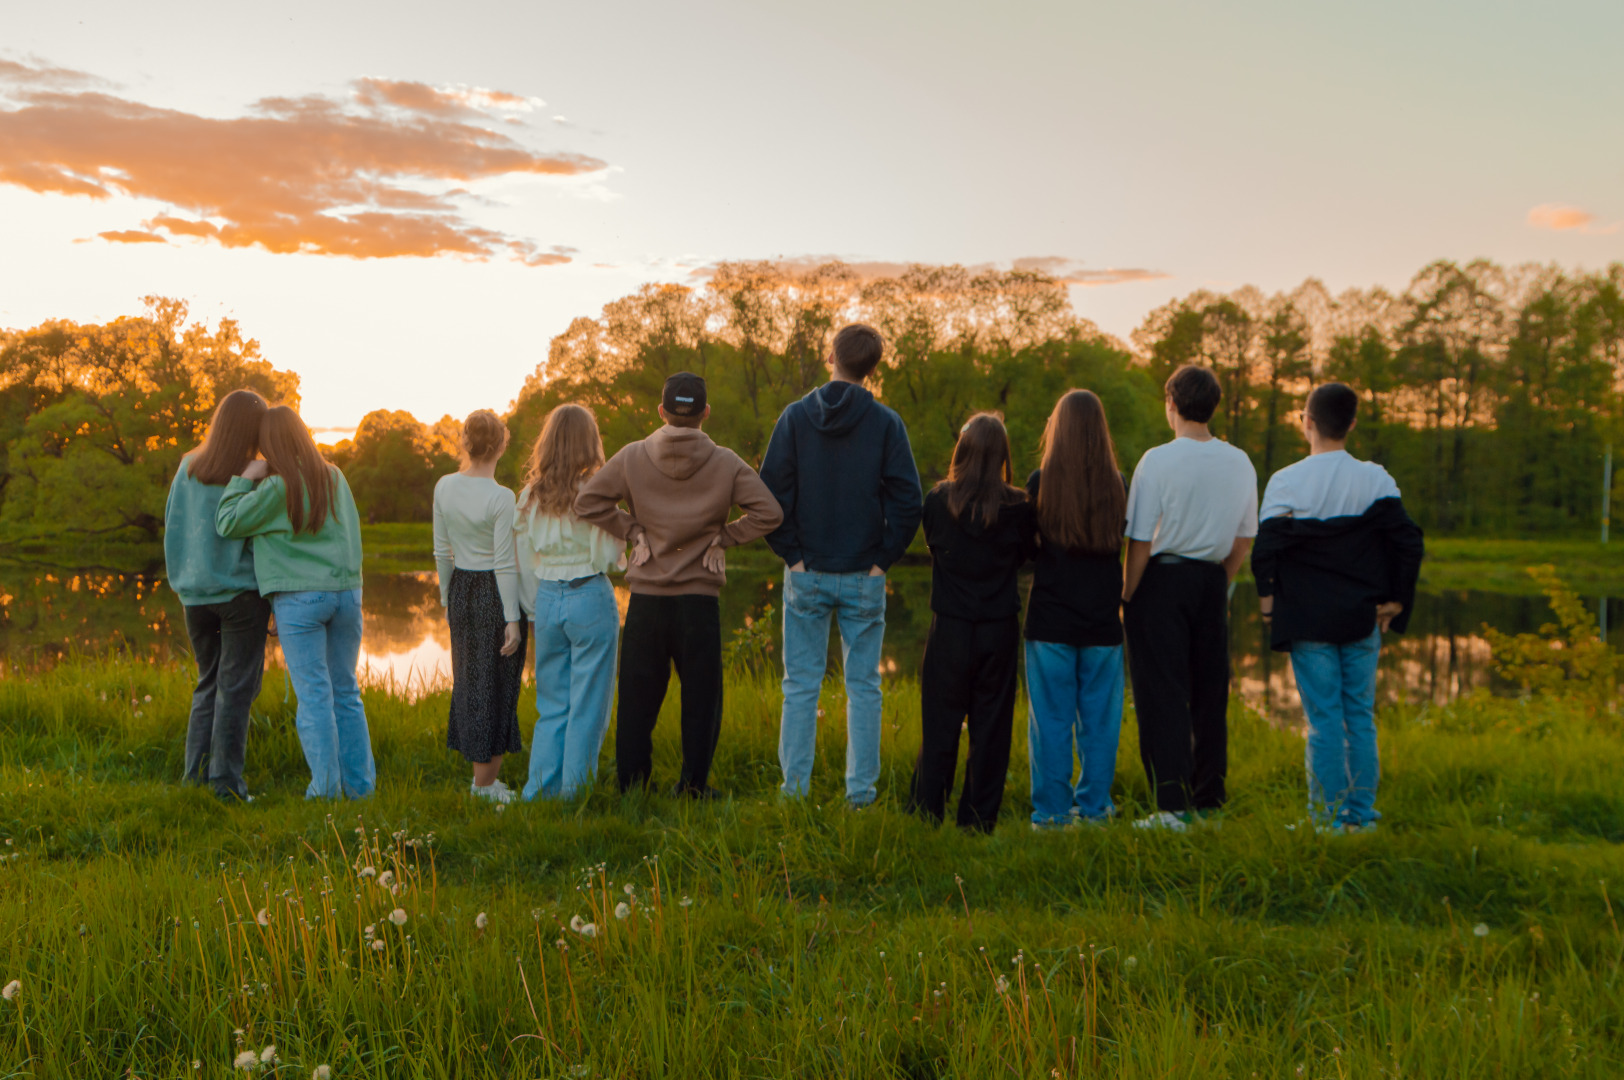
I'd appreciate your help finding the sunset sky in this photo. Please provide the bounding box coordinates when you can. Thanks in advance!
[4,0,1622,431]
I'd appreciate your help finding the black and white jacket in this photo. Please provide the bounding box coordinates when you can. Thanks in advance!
[1250,451,1424,651]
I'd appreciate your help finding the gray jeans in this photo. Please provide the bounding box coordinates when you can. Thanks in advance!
[183,591,270,798]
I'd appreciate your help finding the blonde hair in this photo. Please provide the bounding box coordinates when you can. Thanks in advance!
[461,409,510,464]
[521,404,606,516]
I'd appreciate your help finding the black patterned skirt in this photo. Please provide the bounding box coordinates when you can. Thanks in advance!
[446,569,527,763]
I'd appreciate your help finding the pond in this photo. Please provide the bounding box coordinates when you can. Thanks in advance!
[0,554,1609,723]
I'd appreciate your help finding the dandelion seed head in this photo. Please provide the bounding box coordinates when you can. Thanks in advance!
[371,940,385,952]
[255,909,269,927]
[578,922,598,939]
[313,1067,332,1080]
[1473,923,1490,937]
[233,1050,258,1070]
[679,896,693,908]
[388,908,408,927]
[614,902,630,920]
[377,870,394,888]
[1124,956,1138,969]
[623,883,635,896]
[358,866,376,878]
[260,1045,277,1064]
[995,975,1009,995]
[1,980,19,1001]
[570,915,584,932]
[475,912,488,930]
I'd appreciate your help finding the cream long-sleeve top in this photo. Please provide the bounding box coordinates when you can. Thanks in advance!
[432,473,522,623]
[513,483,627,619]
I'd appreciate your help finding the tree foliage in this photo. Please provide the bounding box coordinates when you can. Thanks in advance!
[324,411,461,524]
[0,298,298,540]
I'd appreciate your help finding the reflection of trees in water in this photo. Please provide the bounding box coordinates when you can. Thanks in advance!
[0,560,184,668]
[359,571,448,654]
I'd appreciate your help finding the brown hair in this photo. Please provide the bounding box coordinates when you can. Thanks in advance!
[831,323,884,381]
[1036,389,1126,554]
[186,389,268,485]
[521,403,607,517]
[258,406,335,535]
[461,409,510,464]
[937,412,1025,527]
[1166,364,1221,423]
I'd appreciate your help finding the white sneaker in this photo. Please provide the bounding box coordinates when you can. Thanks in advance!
[1133,811,1190,833]
[471,780,515,805]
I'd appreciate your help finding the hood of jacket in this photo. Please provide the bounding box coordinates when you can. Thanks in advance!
[802,381,875,436]
[643,424,718,481]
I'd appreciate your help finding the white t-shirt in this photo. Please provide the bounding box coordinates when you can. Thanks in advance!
[1260,449,1400,522]
[432,473,521,621]
[1126,436,1259,561]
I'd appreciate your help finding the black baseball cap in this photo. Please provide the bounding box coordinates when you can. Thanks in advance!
[662,372,707,417]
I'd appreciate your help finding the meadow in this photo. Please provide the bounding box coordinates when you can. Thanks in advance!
[1,651,1622,1078]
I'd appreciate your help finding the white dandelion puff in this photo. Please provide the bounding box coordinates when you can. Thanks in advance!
[475,912,488,930]
[614,902,631,920]
[1124,956,1138,969]
[143,694,152,702]
[233,1050,258,1070]
[389,908,408,926]
[371,939,386,952]
[255,909,270,927]
[358,866,376,878]
[678,896,693,908]
[1,980,19,1000]
[570,915,585,932]
[577,922,598,939]
[995,975,1009,995]
[376,870,394,888]
[313,1067,332,1080]
[623,883,635,896]
[364,924,376,936]
[260,1045,277,1064]
[1473,923,1490,937]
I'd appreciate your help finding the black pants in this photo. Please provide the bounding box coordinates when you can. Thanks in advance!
[615,593,723,793]
[1123,559,1230,813]
[183,591,271,799]
[908,614,1019,832]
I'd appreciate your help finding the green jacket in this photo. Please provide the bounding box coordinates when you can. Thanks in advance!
[164,457,260,607]
[215,467,364,595]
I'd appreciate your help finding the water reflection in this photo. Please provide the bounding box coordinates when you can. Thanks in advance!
[0,556,1611,720]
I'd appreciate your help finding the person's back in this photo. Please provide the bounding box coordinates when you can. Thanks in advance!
[1252,383,1423,835]
[758,323,923,808]
[574,372,783,797]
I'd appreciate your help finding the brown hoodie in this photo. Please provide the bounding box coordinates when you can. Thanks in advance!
[574,425,783,597]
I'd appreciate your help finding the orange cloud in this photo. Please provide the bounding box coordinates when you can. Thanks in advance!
[0,60,605,263]
[1527,204,1596,231]
[98,229,167,244]
[1010,256,1170,286]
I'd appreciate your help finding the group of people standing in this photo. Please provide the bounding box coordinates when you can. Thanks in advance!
[165,322,1423,835]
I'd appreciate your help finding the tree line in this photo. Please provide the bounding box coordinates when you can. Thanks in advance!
[2,259,1621,541]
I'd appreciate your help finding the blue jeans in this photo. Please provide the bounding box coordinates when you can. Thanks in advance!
[1290,627,1382,827]
[778,568,887,805]
[1025,641,1124,823]
[271,589,375,799]
[525,575,619,800]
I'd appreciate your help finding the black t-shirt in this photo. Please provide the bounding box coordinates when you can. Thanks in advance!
[1023,469,1124,647]
[922,485,1035,621]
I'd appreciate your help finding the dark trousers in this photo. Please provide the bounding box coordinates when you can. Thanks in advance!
[183,591,271,799]
[908,614,1020,832]
[615,593,723,793]
[1123,559,1230,813]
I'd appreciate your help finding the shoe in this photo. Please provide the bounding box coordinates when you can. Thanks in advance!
[1133,811,1191,832]
[471,780,515,805]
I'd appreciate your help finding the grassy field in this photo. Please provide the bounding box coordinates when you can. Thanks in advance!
[1,656,1622,1078]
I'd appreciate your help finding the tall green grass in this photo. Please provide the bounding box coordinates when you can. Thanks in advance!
[1,658,1622,1077]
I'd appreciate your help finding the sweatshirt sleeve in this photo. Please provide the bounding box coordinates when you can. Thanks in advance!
[432,480,454,609]
[1251,516,1287,599]
[1380,498,1425,634]
[492,489,520,623]
[215,475,286,539]
[758,409,801,565]
[717,459,784,548]
[573,448,641,541]
[878,416,923,570]
[513,514,538,621]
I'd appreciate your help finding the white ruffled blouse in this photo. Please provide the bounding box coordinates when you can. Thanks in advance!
[513,485,627,618]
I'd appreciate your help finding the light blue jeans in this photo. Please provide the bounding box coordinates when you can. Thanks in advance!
[524,575,619,800]
[1025,641,1124,824]
[779,568,887,806]
[1290,627,1382,827]
[271,589,375,799]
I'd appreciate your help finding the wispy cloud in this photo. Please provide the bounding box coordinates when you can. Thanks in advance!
[97,229,167,244]
[1526,203,1619,235]
[0,59,606,263]
[685,254,1169,286]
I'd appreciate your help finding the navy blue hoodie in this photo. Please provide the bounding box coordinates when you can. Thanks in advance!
[759,382,923,573]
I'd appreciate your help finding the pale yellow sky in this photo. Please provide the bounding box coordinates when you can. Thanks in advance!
[3,0,1621,428]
